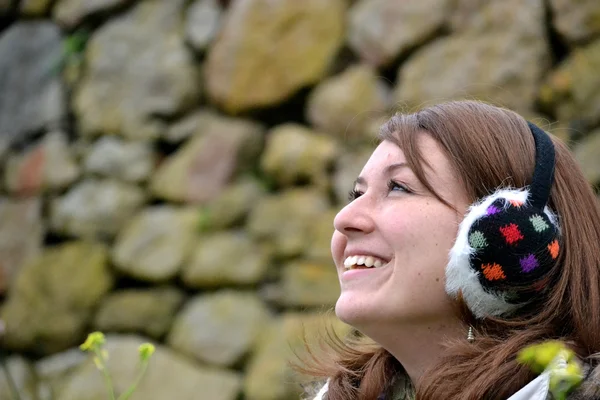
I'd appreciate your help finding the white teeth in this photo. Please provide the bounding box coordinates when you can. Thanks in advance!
[343,255,387,269]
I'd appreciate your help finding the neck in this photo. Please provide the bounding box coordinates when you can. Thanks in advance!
[359,317,466,385]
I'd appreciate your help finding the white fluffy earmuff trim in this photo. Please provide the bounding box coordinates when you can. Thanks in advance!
[445,188,558,319]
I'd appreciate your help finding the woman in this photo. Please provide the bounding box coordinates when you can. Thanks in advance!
[304,101,600,399]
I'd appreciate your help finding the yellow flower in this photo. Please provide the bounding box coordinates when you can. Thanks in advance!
[80,332,106,351]
[138,343,155,362]
[518,341,584,400]
[549,360,583,400]
[93,356,105,371]
[517,340,569,373]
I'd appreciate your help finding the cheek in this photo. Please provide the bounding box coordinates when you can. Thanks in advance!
[331,230,346,260]
[420,209,460,249]
[399,209,460,275]
[402,257,447,295]
[418,213,461,284]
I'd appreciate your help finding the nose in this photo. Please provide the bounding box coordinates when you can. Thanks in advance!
[333,195,375,236]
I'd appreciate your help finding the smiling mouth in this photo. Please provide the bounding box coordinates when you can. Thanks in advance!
[343,255,388,270]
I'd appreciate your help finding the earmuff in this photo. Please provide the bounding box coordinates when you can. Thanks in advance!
[445,122,560,319]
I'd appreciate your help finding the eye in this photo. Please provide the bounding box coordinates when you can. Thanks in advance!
[388,180,411,194]
[348,188,363,202]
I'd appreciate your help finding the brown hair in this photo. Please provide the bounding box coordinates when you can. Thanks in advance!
[300,101,600,400]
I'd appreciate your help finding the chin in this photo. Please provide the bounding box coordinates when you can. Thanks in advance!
[334,292,373,327]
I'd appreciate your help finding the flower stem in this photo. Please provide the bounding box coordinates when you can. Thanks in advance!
[117,361,149,400]
[94,349,116,400]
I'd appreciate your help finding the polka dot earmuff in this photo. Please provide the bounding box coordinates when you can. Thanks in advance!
[445,122,560,319]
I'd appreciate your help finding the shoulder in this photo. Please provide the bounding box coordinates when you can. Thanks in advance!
[308,362,600,400]
[512,349,600,400]
[568,356,600,400]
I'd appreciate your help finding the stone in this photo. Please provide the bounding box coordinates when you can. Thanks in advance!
[332,147,374,204]
[0,197,43,295]
[450,0,543,33]
[304,209,337,263]
[73,0,201,139]
[0,0,10,13]
[260,124,339,188]
[200,177,265,230]
[50,179,146,239]
[35,347,88,400]
[549,0,600,44]
[574,128,600,186]
[269,260,340,307]
[35,348,88,381]
[539,39,600,128]
[112,206,198,282]
[167,291,270,367]
[54,0,132,29]
[348,0,450,67]
[0,22,66,158]
[93,287,184,339]
[205,0,346,113]
[150,113,264,203]
[307,64,390,142]
[54,335,242,400]
[185,0,222,52]
[83,136,156,183]
[535,118,573,143]
[35,348,88,400]
[5,131,80,195]
[0,356,37,400]
[20,0,52,15]
[247,189,331,257]
[244,313,351,400]
[396,0,549,115]
[164,109,212,143]
[182,231,270,287]
[0,242,113,354]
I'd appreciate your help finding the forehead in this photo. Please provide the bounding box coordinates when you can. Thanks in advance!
[360,136,465,199]
[361,137,446,176]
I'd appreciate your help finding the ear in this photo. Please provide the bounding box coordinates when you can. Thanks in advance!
[446,188,560,319]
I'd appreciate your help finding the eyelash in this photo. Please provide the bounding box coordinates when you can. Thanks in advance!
[347,180,411,202]
[388,180,411,193]
[348,188,362,201]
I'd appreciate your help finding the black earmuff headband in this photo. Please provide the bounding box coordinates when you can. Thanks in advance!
[527,121,555,209]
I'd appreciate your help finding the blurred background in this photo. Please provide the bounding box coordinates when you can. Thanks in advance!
[0,0,598,399]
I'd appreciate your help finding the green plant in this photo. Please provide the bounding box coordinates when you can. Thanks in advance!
[79,332,155,400]
[197,206,212,232]
[517,340,584,400]
[51,28,90,77]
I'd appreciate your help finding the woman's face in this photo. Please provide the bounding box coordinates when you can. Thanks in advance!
[331,136,471,331]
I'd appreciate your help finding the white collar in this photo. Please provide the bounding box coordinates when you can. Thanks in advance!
[312,380,329,400]
[506,372,550,400]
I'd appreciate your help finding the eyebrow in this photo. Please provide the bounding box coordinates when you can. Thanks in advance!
[353,162,409,186]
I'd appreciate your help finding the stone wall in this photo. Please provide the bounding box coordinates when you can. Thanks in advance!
[0,0,599,399]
